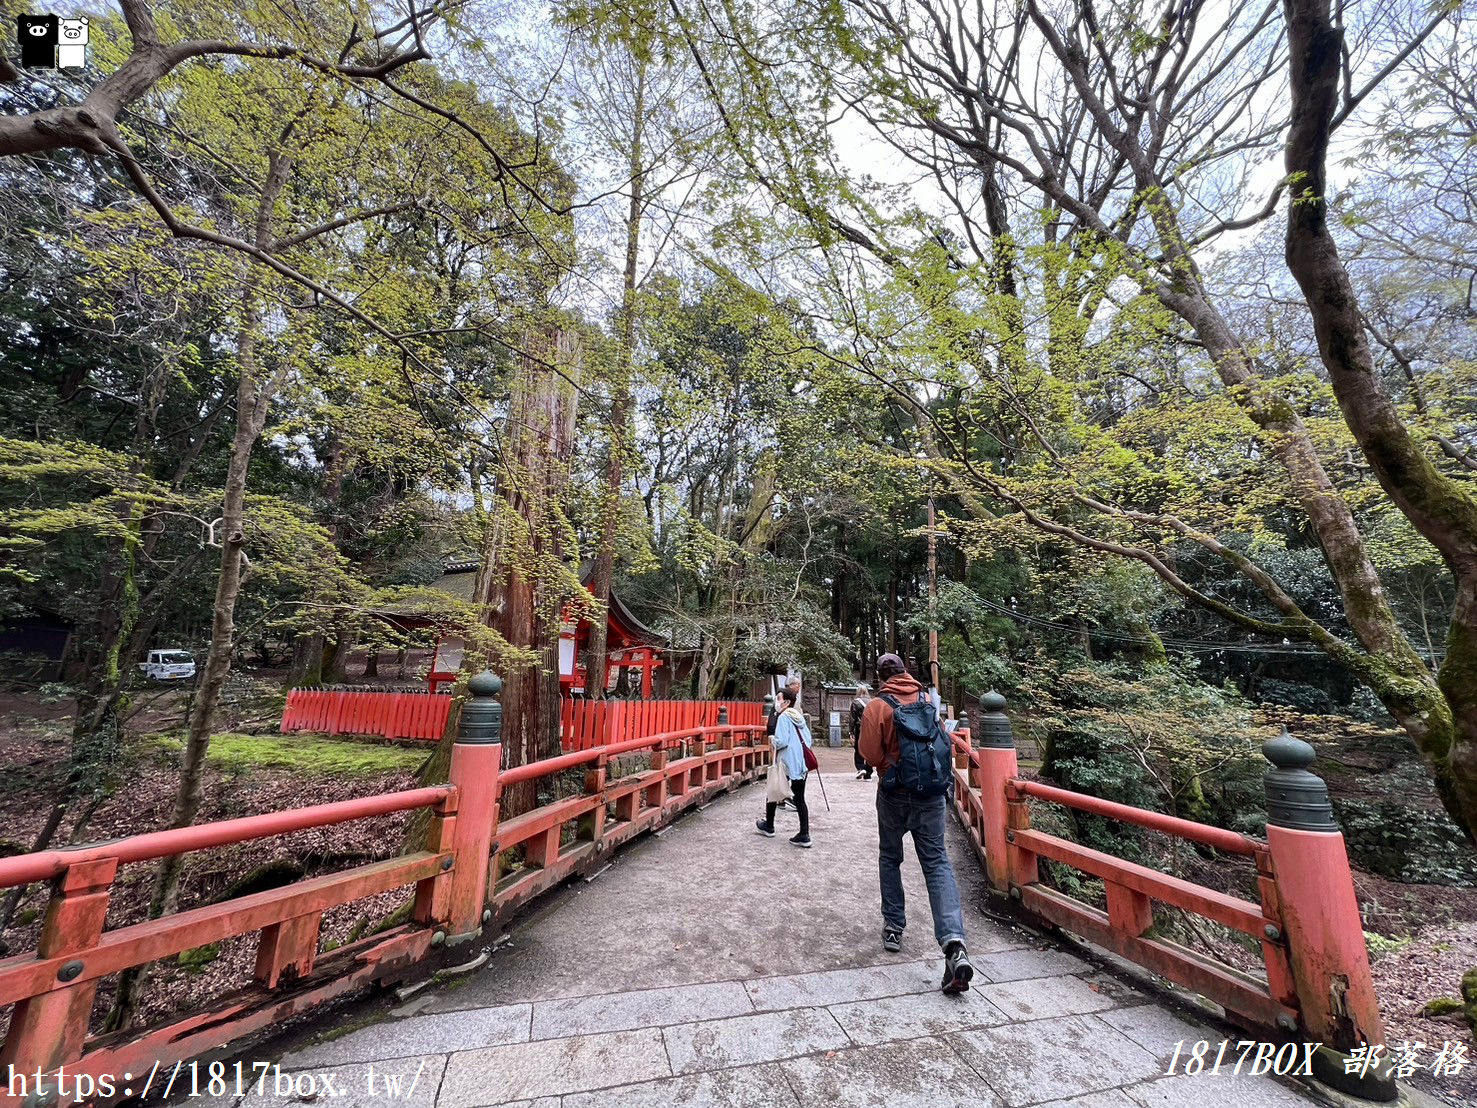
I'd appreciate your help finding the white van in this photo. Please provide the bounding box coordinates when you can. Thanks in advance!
[139,648,196,681]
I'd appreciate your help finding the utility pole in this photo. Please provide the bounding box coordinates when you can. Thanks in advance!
[927,493,939,711]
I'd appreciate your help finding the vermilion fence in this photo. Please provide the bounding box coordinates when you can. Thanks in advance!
[559,698,764,751]
[280,687,762,750]
[281,687,453,741]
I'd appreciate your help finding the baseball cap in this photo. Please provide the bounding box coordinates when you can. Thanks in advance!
[875,653,904,672]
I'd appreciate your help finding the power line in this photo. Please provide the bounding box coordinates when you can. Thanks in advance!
[971,596,1445,662]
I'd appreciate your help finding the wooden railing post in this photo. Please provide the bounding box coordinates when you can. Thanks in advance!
[414,787,459,930]
[687,728,706,792]
[1262,731,1393,1101]
[1104,882,1153,938]
[646,745,669,810]
[974,691,1019,894]
[254,913,321,989]
[0,856,117,1083]
[444,671,503,941]
[1005,782,1038,891]
[579,753,608,845]
[716,707,734,780]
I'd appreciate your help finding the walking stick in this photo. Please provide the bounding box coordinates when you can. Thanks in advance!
[812,765,831,812]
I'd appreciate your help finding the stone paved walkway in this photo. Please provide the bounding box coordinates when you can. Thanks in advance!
[239,747,1323,1108]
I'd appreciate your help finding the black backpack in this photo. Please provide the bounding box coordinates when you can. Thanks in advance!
[879,691,953,797]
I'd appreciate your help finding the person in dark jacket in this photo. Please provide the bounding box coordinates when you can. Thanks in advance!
[850,684,872,779]
[860,653,973,994]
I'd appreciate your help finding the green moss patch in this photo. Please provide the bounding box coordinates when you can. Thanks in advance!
[1421,997,1464,1018]
[138,733,426,778]
[178,943,220,972]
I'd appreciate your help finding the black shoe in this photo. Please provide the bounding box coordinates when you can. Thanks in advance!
[855,770,868,779]
[790,832,812,848]
[882,928,902,953]
[942,942,973,994]
[755,819,775,837]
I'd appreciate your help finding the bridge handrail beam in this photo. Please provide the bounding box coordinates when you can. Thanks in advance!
[1007,778,1260,857]
[0,786,454,890]
[498,724,765,787]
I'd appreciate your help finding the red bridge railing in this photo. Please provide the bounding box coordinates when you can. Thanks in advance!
[2,679,1391,1104]
[0,678,768,1106]
[279,688,761,750]
[950,693,1390,1100]
[0,787,456,1098]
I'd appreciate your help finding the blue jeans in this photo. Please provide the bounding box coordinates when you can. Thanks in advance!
[876,788,966,950]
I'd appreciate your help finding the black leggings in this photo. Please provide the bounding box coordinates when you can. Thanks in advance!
[766,776,810,835]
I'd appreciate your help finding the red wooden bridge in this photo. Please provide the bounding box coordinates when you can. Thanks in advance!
[0,680,1394,1106]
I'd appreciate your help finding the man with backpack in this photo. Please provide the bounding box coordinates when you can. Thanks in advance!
[859,653,973,995]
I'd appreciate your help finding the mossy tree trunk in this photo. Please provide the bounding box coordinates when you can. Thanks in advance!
[1281,0,1477,842]
[107,145,295,1032]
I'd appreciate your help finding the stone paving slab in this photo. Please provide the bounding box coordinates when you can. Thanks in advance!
[973,947,1091,982]
[782,1037,1005,1107]
[561,1062,799,1108]
[745,959,941,1011]
[950,1014,1163,1105]
[1030,1090,1143,1108]
[530,979,754,1039]
[978,972,1123,1021]
[437,1028,669,1106]
[1091,1003,1213,1066]
[827,989,1010,1044]
[1125,1072,1320,1108]
[661,1006,851,1074]
[282,1006,530,1069]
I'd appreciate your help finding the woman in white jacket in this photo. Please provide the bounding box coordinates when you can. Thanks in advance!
[755,686,814,847]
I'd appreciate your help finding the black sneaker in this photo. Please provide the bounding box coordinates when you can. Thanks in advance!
[789,832,812,848]
[882,928,902,953]
[755,819,775,837]
[942,943,973,994]
[855,770,868,779]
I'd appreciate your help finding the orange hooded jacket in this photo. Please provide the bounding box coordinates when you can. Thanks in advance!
[858,671,927,772]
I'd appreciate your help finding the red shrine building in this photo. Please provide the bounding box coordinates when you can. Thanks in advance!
[389,560,672,697]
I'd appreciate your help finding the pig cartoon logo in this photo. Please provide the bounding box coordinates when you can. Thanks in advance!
[57,16,87,68]
[16,14,58,69]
